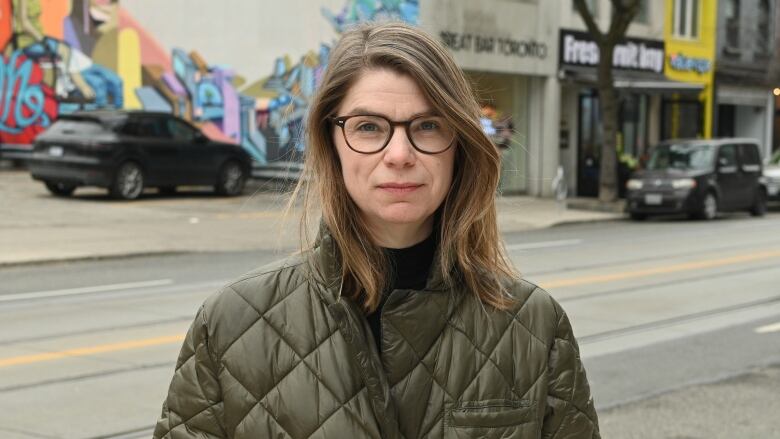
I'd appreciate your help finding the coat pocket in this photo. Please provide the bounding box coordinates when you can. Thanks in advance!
[444,399,539,439]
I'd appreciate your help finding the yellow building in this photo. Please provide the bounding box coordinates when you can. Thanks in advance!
[663,0,718,138]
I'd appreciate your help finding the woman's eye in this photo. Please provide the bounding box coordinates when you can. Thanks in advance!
[419,120,439,130]
[356,123,379,132]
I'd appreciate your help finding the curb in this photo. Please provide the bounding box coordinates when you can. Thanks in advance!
[0,251,194,268]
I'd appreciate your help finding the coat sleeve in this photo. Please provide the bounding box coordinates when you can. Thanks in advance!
[541,301,600,439]
[154,305,226,439]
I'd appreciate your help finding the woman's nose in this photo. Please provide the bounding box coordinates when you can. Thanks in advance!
[382,126,416,166]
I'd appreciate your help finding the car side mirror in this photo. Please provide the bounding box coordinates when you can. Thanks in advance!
[718,157,729,168]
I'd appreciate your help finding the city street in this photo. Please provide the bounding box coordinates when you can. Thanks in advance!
[0,198,779,438]
[3,0,780,438]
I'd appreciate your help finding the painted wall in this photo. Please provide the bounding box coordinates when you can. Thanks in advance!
[0,0,419,167]
[664,0,717,138]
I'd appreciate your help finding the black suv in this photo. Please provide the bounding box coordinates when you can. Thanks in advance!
[626,139,767,220]
[27,110,253,200]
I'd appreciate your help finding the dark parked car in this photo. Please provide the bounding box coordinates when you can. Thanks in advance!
[764,149,780,201]
[626,138,767,220]
[26,110,253,200]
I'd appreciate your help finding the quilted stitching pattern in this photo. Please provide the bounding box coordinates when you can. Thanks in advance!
[154,250,599,439]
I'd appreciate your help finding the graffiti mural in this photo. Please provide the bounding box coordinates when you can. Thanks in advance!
[0,0,418,168]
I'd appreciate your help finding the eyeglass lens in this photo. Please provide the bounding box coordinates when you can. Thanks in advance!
[343,116,454,153]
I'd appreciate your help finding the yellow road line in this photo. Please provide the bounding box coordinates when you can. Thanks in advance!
[0,334,184,368]
[539,250,780,289]
[755,322,780,334]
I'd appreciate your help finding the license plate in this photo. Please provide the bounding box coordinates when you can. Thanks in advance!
[644,193,663,205]
[48,146,64,157]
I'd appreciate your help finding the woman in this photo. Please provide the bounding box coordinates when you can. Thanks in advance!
[154,22,599,439]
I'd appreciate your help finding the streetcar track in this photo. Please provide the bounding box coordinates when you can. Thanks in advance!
[0,426,60,439]
[556,262,780,303]
[0,361,173,393]
[83,426,155,439]
[520,239,780,277]
[580,294,780,345]
[0,279,226,307]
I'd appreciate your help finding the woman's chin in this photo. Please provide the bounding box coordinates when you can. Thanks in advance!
[373,207,431,226]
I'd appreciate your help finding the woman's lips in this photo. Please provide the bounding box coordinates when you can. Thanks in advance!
[377,183,423,194]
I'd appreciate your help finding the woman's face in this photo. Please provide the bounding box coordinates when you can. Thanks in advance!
[333,68,456,245]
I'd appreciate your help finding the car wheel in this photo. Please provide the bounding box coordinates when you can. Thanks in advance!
[750,188,767,217]
[697,192,718,220]
[44,181,77,197]
[110,161,144,200]
[629,212,647,221]
[215,161,246,196]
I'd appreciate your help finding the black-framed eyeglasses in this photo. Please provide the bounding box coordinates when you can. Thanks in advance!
[330,114,456,154]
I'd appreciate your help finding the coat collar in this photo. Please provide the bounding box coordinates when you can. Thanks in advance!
[310,220,450,307]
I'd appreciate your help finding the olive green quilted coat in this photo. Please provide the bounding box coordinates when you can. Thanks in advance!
[154,230,599,438]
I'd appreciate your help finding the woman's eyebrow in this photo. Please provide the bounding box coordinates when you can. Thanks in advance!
[344,107,438,119]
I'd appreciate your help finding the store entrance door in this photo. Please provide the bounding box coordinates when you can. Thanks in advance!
[577,92,601,197]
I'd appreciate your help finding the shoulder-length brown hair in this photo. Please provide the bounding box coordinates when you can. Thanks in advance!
[291,21,517,312]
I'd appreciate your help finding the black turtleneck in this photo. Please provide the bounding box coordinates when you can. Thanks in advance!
[367,232,437,351]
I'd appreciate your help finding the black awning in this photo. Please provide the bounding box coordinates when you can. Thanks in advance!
[559,66,704,94]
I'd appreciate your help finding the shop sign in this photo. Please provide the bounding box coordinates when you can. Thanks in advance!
[668,53,711,74]
[559,29,665,74]
[440,31,548,59]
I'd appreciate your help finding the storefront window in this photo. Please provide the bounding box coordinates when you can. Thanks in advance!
[577,90,649,196]
[465,71,528,194]
[619,94,648,158]
[662,96,703,139]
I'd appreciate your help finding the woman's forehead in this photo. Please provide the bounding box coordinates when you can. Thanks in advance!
[338,69,433,116]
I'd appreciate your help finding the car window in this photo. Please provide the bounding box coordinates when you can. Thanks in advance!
[718,144,737,167]
[166,118,197,143]
[738,144,761,166]
[121,118,166,138]
[646,143,715,171]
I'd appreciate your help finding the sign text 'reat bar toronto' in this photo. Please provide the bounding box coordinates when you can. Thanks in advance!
[440,31,548,59]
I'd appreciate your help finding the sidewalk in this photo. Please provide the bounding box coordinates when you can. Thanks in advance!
[0,170,624,266]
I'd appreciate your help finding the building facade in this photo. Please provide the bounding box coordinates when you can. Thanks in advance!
[421,0,559,196]
[557,0,676,197]
[663,0,718,141]
[713,0,775,160]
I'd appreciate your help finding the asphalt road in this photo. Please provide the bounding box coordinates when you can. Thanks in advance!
[1,211,779,438]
